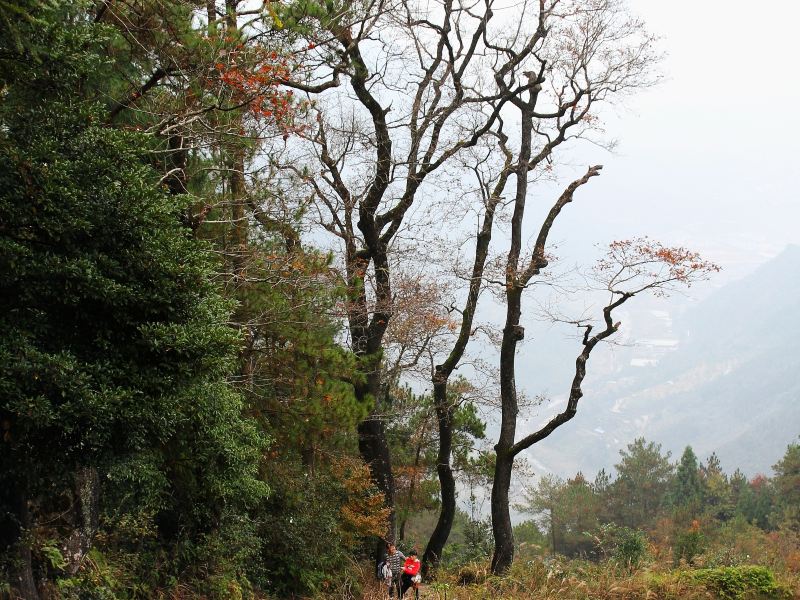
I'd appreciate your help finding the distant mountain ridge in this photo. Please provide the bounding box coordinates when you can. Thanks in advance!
[524,245,800,478]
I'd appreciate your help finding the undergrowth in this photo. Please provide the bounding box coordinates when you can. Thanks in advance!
[318,558,799,600]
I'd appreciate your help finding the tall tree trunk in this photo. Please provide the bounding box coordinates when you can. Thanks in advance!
[490,203,527,572]
[12,480,39,600]
[229,148,248,278]
[490,448,515,574]
[356,365,395,565]
[349,245,395,559]
[422,159,507,571]
[399,432,425,543]
[357,404,395,536]
[422,378,455,574]
[64,466,100,575]
[491,287,524,574]
[225,0,248,281]
[490,95,533,574]
[300,440,315,475]
[358,412,394,562]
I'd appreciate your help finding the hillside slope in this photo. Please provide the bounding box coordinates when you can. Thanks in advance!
[523,245,800,476]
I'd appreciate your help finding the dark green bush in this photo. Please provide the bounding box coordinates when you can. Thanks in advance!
[691,565,791,599]
[674,528,706,566]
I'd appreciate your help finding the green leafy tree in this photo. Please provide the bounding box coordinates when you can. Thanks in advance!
[558,473,603,558]
[521,475,566,555]
[729,468,749,509]
[387,379,486,545]
[771,441,800,531]
[0,6,266,595]
[670,446,704,519]
[610,438,674,530]
[700,452,734,522]
[737,475,775,530]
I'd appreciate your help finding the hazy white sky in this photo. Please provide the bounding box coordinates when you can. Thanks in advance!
[550,0,800,284]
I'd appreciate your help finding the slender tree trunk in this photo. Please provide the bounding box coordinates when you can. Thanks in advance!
[206,0,216,28]
[12,480,39,600]
[492,296,522,574]
[399,433,425,542]
[229,147,248,278]
[300,440,315,475]
[64,466,100,575]
[422,379,455,574]
[225,0,248,280]
[491,270,525,572]
[422,161,507,571]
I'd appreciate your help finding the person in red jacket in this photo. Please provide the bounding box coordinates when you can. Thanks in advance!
[400,548,421,599]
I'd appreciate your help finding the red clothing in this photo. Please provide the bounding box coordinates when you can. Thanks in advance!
[403,557,420,576]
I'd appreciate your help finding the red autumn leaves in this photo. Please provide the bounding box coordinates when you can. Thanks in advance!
[215,46,307,135]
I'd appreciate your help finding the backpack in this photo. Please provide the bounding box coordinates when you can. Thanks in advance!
[377,561,392,583]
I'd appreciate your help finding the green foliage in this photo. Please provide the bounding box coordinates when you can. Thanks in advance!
[772,442,800,531]
[611,438,674,529]
[514,520,548,558]
[252,460,384,596]
[389,378,488,549]
[738,476,775,530]
[41,542,67,571]
[612,527,648,569]
[674,525,706,566]
[672,446,704,513]
[277,0,363,34]
[591,523,649,570]
[461,518,494,563]
[521,473,603,559]
[0,4,268,595]
[690,566,790,599]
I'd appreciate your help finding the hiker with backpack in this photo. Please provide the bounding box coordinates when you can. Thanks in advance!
[400,548,422,599]
[380,542,405,598]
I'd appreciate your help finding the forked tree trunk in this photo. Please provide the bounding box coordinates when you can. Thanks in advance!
[422,165,507,572]
[490,86,531,567]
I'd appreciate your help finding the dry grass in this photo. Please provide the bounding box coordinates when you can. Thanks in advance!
[317,558,800,600]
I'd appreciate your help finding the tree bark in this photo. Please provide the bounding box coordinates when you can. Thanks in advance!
[491,286,524,574]
[399,429,426,543]
[12,480,39,600]
[490,448,515,574]
[422,379,455,573]
[490,97,533,574]
[422,146,509,572]
[63,466,100,575]
[357,417,394,532]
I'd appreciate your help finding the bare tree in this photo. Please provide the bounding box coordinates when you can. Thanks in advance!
[405,0,670,574]
[276,0,558,553]
[371,0,664,573]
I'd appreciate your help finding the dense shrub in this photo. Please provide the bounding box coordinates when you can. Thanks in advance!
[690,565,792,599]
